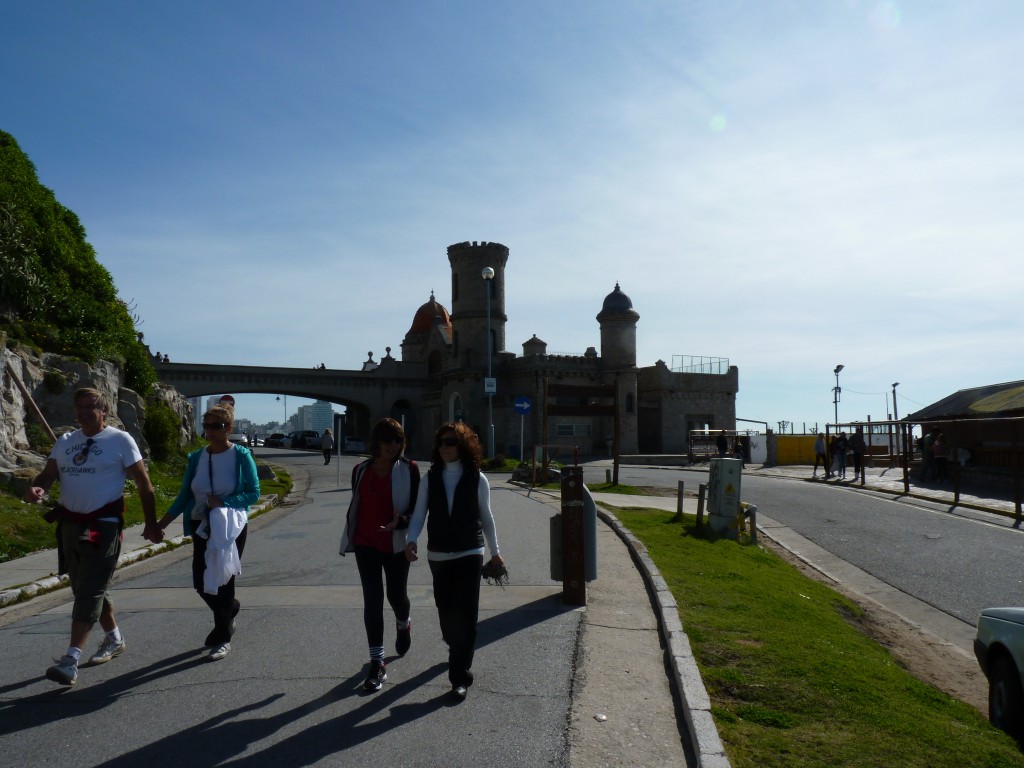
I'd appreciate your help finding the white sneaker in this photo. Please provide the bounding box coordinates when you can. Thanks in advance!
[46,654,78,686]
[208,642,231,661]
[87,636,126,666]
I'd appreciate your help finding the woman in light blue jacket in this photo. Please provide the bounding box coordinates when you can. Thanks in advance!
[158,403,259,661]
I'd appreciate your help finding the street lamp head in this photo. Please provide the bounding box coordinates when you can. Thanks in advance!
[481,267,495,280]
[892,382,900,389]
[834,364,844,375]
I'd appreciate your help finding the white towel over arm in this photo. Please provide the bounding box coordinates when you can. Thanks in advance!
[201,506,247,595]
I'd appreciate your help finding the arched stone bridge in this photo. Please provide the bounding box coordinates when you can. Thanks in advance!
[154,358,429,445]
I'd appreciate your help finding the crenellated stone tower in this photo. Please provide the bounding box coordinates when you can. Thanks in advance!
[446,241,509,373]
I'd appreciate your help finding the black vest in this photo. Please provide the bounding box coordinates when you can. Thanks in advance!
[426,466,483,553]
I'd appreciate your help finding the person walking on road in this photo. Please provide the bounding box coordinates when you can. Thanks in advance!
[338,418,420,692]
[933,431,949,483]
[405,422,505,701]
[849,427,866,480]
[158,403,259,661]
[716,430,728,458]
[321,428,335,465]
[835,432,849,479]
[813,433,830,478]
[24,387,161,686]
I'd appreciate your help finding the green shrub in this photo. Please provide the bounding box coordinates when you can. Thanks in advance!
[143,401,180,462]
[42,370,66,394]
[25,422,52,454]
[0,130,155,394]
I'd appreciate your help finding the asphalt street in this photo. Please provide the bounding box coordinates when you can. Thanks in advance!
[0,450,695,768]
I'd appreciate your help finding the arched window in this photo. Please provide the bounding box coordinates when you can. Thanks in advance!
[626,392,635,413]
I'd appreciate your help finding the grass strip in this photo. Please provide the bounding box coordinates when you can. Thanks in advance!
[612,507,1024,768]
[0,458,292,563]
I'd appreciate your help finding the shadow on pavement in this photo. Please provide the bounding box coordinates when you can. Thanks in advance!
[5,594,576,766]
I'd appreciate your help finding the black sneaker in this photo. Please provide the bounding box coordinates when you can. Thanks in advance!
[396,621,411,656]
[363,660,387,692]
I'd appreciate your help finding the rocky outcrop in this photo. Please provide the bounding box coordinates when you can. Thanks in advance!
[0,334,193,490]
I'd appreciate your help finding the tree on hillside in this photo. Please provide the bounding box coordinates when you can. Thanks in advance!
[0,130,155,394]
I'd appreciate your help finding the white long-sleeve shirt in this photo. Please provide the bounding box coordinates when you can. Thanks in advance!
[406,461,500,561]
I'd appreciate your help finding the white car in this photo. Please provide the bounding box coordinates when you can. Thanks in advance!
[975,607,1024,737]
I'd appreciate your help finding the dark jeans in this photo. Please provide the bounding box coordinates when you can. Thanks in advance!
[813,453,829,473]
[354,546,411,649]
[323,449,332,464]
[192,524,247,644]
[429,555,483,687]
[852,452,863,476]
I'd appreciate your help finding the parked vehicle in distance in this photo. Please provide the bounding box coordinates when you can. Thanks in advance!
[285,430,320,449]
[975,607,1024,738]
[263,433,287,448]
[344,437,367,453]
[227,433,248,445]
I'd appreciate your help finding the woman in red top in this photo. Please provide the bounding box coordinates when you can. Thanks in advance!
[338,418,420,692]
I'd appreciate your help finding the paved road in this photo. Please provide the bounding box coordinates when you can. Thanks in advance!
[582,460,1024,648]
[0,450,695,768]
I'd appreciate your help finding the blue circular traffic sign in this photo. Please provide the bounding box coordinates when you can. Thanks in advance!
[514,396,532,415]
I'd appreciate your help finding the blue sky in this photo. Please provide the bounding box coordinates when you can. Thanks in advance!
[4,1,1023,431]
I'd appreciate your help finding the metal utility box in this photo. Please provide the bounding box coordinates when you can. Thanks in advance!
[707,458,743,536]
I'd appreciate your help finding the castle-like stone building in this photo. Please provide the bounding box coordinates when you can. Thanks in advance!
[392,241,738,458]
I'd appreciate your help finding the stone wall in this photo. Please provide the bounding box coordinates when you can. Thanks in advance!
[0,335,193,490]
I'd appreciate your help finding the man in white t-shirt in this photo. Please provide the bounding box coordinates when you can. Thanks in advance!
[25,387,161,686]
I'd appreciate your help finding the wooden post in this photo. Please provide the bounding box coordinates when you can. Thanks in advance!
[696,483,707,529]
[673,480,685,522]
[560,466,586,606]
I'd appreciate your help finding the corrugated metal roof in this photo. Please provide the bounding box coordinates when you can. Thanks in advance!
[906,379,1024,421]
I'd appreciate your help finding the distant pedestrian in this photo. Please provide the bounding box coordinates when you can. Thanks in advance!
[24,387,161,686]
[716,430,728,458]
[849,427,866,479]
[321,428,335,465]
[158,403,259,661]
[733,437,746,468]
[339,418,419,692]
[933,432,949,482]
[406,422,505,701]
[835,432,849,479]
[813,433,829,477]
[920,429,937,481]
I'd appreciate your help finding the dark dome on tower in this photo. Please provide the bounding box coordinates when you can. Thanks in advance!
[407,292,452,334]
[597,283,639,320]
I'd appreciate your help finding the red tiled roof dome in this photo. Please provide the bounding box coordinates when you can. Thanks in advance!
[407,292,452,334]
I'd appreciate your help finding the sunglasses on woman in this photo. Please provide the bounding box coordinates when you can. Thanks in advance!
[203,422,227,431]
[438,437,458,447]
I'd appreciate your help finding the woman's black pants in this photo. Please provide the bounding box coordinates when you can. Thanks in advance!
[429,554,483,688]
[192,524,247,645]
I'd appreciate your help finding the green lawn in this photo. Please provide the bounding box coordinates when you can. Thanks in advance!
[0,457,292,563]
[612,507,1024,768]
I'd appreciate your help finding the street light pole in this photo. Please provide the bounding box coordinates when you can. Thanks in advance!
[833,364,844,426]
[482,266,495,459]
[891,382,900,455]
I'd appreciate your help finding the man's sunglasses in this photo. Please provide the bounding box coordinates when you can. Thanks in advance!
[79,437,95,461]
